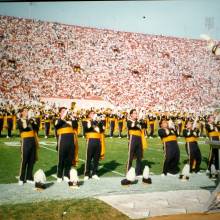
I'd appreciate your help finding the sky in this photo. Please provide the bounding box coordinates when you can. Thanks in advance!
[0,0,219,39]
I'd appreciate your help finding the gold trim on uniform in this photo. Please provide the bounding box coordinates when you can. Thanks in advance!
[208,131,220,137]
[185,137,198,142]
[162,135,177,143]
[57,127,77,135]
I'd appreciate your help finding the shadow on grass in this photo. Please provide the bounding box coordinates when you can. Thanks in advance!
[77,160,123,177]
[142,159,156,168]
[77,163,86,176]
[99,160,122,176]
[202,156,209,164]
[45,165,57,177]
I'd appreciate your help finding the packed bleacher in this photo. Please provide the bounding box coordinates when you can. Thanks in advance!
[0,15,219,113]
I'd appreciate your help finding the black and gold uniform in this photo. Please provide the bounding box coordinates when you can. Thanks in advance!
[205,120,220,170]
[17,116,39,183]
[6,109,14,138]
[183,126,201,173]
[55,116,78,179]
[43,112,52,138]
[81,114,89,138]
[148,114,156,138]
[139,118,148,137]
[127,119,147,175]
[158,124,180,175]
[109,113,117,138]
[117,113,124,138]
[34,111,41,135]
[84,116,105,178]
[0,110,4,137]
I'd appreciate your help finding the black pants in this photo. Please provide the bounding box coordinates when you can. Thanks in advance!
[149,124,154,137]
[82,121,87,137]
[44,122,50,137]
[35,118,40,135]
[84,138,101,177]
[208,137,220,170]
[118,122,123,137]
[186,142,201,172]
[57,134,75,178]
[163,141,180,175]
[110,121,115,137]
[19,137,36,181]
[0,118,3,136]
[7,119,13,137]
[127,135,143,175]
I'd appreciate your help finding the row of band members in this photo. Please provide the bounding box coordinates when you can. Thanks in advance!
[16,107,220,185]
[0,107,217,138]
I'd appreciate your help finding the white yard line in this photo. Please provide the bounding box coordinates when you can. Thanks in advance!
[40,146,124,177]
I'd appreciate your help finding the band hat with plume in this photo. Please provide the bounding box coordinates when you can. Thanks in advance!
[69,168,79,183]
[34,169,47,190]
[126,167,136,182]
[179,164,190,181]
[34,169,46,184]
[142,166,152,184]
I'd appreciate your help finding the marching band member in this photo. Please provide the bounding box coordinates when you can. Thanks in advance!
[17,107,39,185]
[54,107,78,182]
[43,111,52,138]
[84,110,105,180]
[158,119,180,176]
[117,111,124,138]
[205,115,220,171]
[108,110,117,138]
[0,109,4,137]
[183,120,201,173]
[148,112,156,138]
[126,109,148,176]
[6,107,14,138]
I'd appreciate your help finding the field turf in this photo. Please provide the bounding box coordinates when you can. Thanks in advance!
[0,129,210,184]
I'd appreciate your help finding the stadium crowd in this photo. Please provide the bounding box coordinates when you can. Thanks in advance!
[0,15,219,113]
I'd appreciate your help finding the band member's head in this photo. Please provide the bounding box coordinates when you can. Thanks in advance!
[186,120,193,129]
[20,107,28,119]
[59,107,67,118]
[159,119,168,129]
[130,109,137,120]
[88,110,95,119]
[208,115,214,123]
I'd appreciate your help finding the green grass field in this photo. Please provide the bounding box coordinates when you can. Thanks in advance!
[0,129,210,184]
[0,129,214,220]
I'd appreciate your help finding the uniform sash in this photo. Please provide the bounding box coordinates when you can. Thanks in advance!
[20,130,39,161]
[129,130,148,149]
[185,137,198,142]
[162,135,177,144]
[209,131,220,138]
[86,132,105,160]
